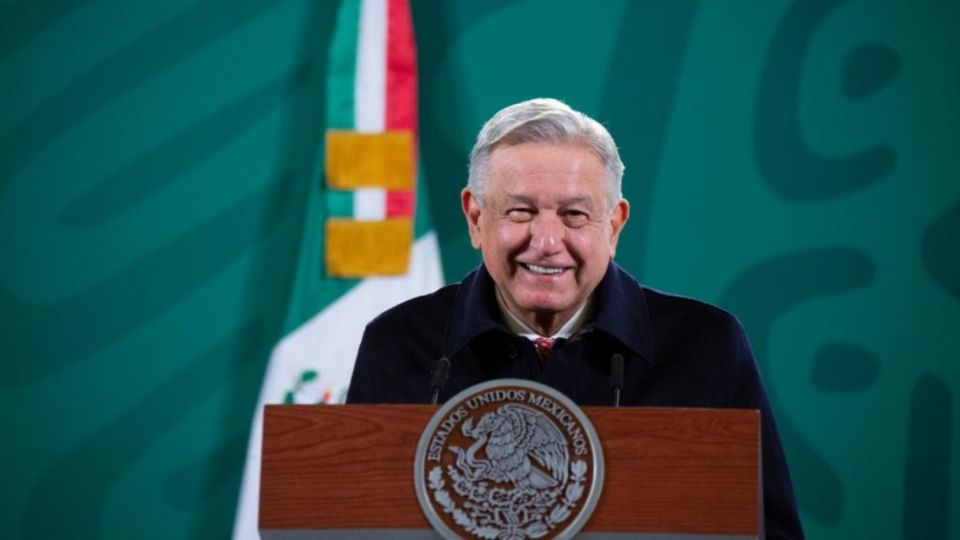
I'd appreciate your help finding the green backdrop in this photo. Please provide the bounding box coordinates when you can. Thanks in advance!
[1,1,956,538]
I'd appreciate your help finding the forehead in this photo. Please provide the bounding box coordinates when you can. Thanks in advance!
[485,142,607,198]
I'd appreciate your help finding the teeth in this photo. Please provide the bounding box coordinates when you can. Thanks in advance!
[524,263,564,275]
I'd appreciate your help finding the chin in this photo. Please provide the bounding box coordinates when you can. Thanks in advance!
[519,296,573,314]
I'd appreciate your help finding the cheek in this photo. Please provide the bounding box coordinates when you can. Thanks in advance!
[492,222,528,249]
[569,228,613,261]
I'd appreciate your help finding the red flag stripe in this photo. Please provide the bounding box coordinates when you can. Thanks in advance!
[386,190,414,218]
[385,0,417,134]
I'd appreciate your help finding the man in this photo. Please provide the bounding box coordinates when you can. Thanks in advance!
[347,98,804,538]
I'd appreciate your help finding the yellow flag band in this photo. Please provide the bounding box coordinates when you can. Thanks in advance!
[325,130,414,190]
[325,218,413,277]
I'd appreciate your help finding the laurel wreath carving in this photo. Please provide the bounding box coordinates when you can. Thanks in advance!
[428,459,587,539]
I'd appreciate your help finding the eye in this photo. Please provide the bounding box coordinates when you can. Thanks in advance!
[506,208,535,222]
[561,209,590,227]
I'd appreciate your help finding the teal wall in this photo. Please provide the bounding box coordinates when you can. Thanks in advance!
[1,1,957,538]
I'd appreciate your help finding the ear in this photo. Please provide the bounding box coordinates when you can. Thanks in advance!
[608,198,630,256]
[462,188,483,250]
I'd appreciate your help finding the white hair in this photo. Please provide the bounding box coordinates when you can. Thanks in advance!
[467,98,625,211]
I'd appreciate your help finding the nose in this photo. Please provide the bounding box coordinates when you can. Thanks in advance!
[529,213,564,254]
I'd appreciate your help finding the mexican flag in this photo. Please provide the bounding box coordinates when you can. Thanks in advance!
[231,0,443,537]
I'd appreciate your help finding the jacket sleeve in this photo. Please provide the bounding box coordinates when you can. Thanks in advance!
[725,318,805,540]
[345,303,439,404]
[345,322,386,404]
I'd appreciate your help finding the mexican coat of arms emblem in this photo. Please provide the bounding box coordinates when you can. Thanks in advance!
[414,379,604,540]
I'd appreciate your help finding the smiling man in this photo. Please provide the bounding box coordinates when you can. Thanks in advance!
[347,98,804,539]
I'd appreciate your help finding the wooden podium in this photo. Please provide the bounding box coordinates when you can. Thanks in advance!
[260,404,761,539]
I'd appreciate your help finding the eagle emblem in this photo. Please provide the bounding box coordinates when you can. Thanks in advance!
[450,403,569,490]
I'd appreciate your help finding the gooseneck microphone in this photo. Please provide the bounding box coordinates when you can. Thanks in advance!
[429,356,451,405]
[609,353,624,407]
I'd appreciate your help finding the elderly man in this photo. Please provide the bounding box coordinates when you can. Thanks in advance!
[347,98,804,538]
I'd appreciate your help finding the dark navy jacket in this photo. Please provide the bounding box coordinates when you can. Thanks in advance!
[347,262,804,539]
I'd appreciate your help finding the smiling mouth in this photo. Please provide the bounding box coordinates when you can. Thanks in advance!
[520,263,568,275]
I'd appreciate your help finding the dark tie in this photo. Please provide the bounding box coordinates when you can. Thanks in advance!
[534,337,555,361]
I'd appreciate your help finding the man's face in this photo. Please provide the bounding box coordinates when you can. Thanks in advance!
[462,142,629,333]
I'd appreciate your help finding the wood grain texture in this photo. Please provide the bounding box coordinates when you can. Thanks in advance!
[260,404,758,534]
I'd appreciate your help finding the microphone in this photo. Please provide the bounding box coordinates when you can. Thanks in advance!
[430,356,451,405]
[609,353,624,407]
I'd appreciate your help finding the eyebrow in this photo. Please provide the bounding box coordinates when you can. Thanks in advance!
[504,194,537,205]
[504,194,594,207]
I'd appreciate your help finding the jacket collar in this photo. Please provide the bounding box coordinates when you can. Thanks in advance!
[445,262,654,363]
[445,264,506,357]
[586,262,654,363]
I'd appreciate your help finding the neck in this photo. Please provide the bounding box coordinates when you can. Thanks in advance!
[528,312,567,338]
[495,289,591,339]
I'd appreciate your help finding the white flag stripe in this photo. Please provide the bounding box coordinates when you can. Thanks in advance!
[354,0,386,133]
[353,188,386,220]
[230,232,443,540]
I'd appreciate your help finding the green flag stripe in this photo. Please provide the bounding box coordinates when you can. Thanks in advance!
[326,0,360,130]
[325,190,354,218]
